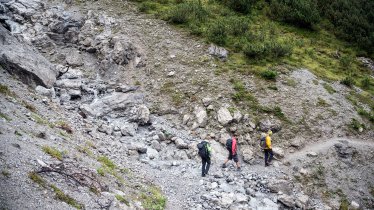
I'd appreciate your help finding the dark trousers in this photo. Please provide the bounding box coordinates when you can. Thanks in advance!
[201,157,211,176]
[264,149,273,165]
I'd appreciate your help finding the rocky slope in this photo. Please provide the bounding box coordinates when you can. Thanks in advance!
[0,0,373,209]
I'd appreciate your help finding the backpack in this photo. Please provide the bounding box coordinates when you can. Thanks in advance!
[197,141,209,158]
[226,138,232,151]
[260,136,266,149]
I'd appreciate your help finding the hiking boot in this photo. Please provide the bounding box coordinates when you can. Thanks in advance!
[265,163,270,167]
[202,173,206,177]
[237,167,241,171]
[221,164,227,168]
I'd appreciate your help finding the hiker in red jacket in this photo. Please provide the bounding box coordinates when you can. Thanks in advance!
[222,136,241,170]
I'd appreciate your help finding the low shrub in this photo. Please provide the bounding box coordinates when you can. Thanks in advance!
[139,1,158,13]
[260,70,278,80]
[340,76,354,87]
[168,1,208,24]
[217,0,259,14]
[207,20,227,45]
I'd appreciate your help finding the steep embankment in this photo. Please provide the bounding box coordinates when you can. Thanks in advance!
[0,0,373,210]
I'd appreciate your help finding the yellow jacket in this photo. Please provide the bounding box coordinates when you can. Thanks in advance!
[265,135,272,149]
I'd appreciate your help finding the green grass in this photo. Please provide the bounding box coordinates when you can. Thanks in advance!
[97,156,116,170]
[140,186,166,210]
[97,167,105,176]
[55,121,73,134]
[323,83,336,94]
[0,112,11,121]
[31,113,49,125]
[115,194,130,206]
[129,0,374,99]
[22,100,37,112]
[0,84,16,97]
[42,146,63,161]
[29,172,83,209]
[317,97,330,107]
[29,172,47,188]
[50,185,83,209]
[1,169,10,178]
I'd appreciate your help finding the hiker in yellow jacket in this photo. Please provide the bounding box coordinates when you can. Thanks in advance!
[264,130,273,167]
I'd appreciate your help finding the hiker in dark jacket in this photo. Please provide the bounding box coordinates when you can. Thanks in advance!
[197,140,212,177]
[222,136,241,170]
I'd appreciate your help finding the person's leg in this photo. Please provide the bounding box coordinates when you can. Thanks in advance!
[264,150,269,166]
[205,158,211,175]
[269,149,273,163]
[233,154,240,169]
[202,158,207,176]
[222,152,232,168]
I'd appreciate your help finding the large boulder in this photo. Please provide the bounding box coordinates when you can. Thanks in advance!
[217,107,233,126]
[0,25,57,87]
[258,118,282,132]
[80,92,144,118]
[194,106,208,128]
[208,44,228,61]
[131,104,150,125]
[5,0,43,18]
[241,146,254,164]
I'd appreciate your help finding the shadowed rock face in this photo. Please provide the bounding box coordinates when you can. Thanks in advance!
[0,25,57,87]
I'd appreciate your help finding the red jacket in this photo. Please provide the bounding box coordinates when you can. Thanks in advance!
[232,137,237,155]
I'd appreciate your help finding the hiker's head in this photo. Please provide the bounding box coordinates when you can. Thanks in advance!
[267,130,273,136]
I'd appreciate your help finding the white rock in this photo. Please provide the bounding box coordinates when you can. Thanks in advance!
[272,147,285,158]
[194,106,208,128]
[307,152,318,157]
[349,201,359,209]
[217,107,233,125]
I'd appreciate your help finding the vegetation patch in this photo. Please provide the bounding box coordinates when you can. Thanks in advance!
[42,146,63,161]
[317,97,330,107]
[31,113,49,125]
[97,156,116,170]
[349,118,365,131]
[0,112,11,121]
[22,100,37,112]
[55,121,73,134]
[260,69,278,80]
[51,184,84,209]
[0,84,16,97]
[140,186,166,210]
[29,172,84,209]
[1,169,10,178]
[323,83,336,94]
[115,194,130,206]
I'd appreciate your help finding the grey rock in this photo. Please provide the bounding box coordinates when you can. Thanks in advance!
[334,141,356,159]
[241,146,254,164]
[290,137,304,148]
[349,201,359,209]
[182,114,190,125]
[175,138,189,149]
[307,152,318,157]
[194,106,208,128]
[98,124,113,135]
[258,118,282,132]
[272,147,285,159]
[296,194,309,208]
[35,86,54,98]
[147,148,159,160]
[267,179,293,194]
[202,97,213,107]
[120,123,138,136]
[5,0,43,18]
[208,44,228,61]
[65,50,83,67]
[278,195,295,208]
[217,107,233,125]
[80,92,144,117]
[132,104,150,125]
[221,193,234,206]
[235,194,248,203]
[232,111,243,123]
[55,79,82,89]
[151,140,162,152]
[0,26,57,87]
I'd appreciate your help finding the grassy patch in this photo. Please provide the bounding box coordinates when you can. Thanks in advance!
[29,172,47,188]
[0,84,16,97]
[31,113,49,125]
[1,169,10,178]
[260,69,278,80]
[42,146,63,161]
[97,167,105,176]
[76,145,93,157]
[97,156,116,170]
[55,121,73,134]
[0,112,11,121]
[115,194,130,206]
[50,184,84,209]
[317,97,330,107]
[22,100,37,112]
[14,130,22,136]
[284,78,297,87]
[140,186,166,210]
[323,83,336,94]
[349,118,365,131]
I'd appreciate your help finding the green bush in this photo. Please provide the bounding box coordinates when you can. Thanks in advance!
[340,76,354,87]
[139,2,158,12]
[207,20,227,45]
[260,70,278,80]
[227,16,249,36]
[361,76,371,89]
[317,0,374,54]
[217,0,259,14]
[243,39,292,58]
[243,43,266,58]
[269,0,321,29]
[168,1,208,24]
